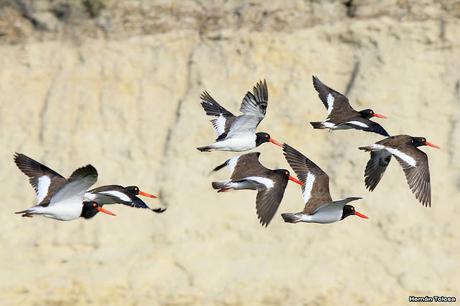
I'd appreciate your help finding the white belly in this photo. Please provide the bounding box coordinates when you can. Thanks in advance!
[211,136,255,152]
[301,205,343,224]
[30,202,83,221]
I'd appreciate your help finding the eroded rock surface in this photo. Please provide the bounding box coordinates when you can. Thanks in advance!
[0,1,459,305]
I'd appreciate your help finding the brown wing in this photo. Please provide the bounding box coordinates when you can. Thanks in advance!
[312,76,357,120]
[392,145,431,207]
[14,153,67,205]
[283,144,332,215]
[230,152,269,180]
[255,172,289,227]
[377,135,411,146]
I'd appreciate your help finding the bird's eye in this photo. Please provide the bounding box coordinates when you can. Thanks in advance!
[265,135,269,138]
[93,203,97,207]
[285,171,288,175]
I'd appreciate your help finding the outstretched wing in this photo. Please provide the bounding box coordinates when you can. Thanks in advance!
[392,145,431,207]
[239,80,268,119]
[255,172,289,227]
[200,91,234,117]
[14,153,67,204]
[312,76,355,117]
[283,144,332,215]
[200,91,236,139]
[225,115,261,138]
[50,165,98,206]
[85,185,131,204]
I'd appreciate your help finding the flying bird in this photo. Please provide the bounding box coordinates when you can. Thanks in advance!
[359,135,439,206]
[197,80,283,152]
[281,144,368,224]
[85,185,166,213]
[211,152,303,227]
[14,153,115,221]
[310,76,389,136]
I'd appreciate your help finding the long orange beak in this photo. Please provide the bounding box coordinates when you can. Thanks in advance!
[354,211,368,219]
[425,141,440,149]
[289,176,304,186]
[269,138,283,147]
[373,113,386,119]
[139,190,158,198]
[97,206,116,216]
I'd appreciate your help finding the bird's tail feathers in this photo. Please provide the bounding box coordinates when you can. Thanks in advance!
[197,145,212,152]
[358,146,373,152]
[310,122,324,129]
[211,181,234,193]
[281,212,303,223]
[15,209,35,217]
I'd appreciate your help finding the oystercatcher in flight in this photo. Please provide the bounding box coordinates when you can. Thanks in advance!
[310,76,389,136]
[211,152,303,227]
[197,80,283,152]
[85,185,166,213]
[14,153,115,220]
[359,135,439,206]
[281,144,368,224]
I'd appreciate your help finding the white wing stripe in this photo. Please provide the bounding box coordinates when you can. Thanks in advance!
[99,191,131,202]
[36,176,51,203]
[371,144,385,150]
[227,156,240,174]
[323,121,336,128]
[346,120,369,128]
[214,115,226,135]
[246,176,274,189]
[302,173,315,203]
[326,94,334,115]
[386,147,417,167]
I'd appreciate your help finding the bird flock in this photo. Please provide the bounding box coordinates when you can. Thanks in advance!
[14,76,439,226]
[197,76,439,227]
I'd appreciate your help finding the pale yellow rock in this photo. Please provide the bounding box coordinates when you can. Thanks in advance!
[0,1,459,306]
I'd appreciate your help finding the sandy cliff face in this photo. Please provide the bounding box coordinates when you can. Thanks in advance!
[0,1,459,305]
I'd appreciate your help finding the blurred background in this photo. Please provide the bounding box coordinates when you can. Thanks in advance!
[0,0,459,305]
